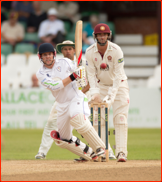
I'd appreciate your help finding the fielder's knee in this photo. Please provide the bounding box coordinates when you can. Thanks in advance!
[114,114,127,125]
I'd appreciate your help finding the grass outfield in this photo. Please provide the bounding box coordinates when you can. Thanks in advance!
[1,128,161,160]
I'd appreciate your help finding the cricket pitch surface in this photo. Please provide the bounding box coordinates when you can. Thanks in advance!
[1,160,161,181]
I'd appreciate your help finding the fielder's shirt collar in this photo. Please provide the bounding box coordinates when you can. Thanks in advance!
[94,41,113,53]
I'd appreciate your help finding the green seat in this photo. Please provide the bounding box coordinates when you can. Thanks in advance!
[19,21,27,30]
[64,21,71,33]
[71,23,76,33]
[14,43,35,54]
[1,43,12,57]
[71,21,89,34]
[4,11,10,19]
[65,33,75,42]
[24,32,41,43]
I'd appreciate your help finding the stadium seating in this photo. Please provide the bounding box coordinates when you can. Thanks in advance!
[124,57,158,66]
[19,21,27,30]
[1,43,12,57]
[104,22,115,36]
[1,77,10,89]
[64,21,71,33]
[120,46,158,56]
[18,66,33,88]
[114,34,143,45]
[124,68,154,78]
[6,54,27,68]
[24,32,41,43]
[14,43,35,54]
[147,64,161,88]
[28,54,42,74]
[1,54,5,65]
[65,32,75,42]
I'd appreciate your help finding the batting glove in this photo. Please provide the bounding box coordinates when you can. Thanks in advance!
[76,77,88,89]
[69,66,86,81]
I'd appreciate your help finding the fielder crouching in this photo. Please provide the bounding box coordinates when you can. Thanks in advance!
[86,23,130,162]
[36,43,106,162]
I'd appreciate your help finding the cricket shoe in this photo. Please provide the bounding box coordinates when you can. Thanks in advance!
[117,152,127,162]
[73,152,98,163]
[109,149,116,159]
[73,157,88,163]
[96,148,106,157]
[35,152,46,159]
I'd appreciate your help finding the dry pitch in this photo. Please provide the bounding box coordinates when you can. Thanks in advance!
[1,160,161,181]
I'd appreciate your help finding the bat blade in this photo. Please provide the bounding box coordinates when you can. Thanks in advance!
[75,20,83,66]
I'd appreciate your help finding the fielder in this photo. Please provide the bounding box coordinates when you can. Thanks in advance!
[36,42,106,162]
[35,40,116,161]
[85,23,130,162]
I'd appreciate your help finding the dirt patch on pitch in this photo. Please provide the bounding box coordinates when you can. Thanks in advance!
[1,160,161,181]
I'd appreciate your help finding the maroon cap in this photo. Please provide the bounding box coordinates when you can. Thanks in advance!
[94,23,110,34]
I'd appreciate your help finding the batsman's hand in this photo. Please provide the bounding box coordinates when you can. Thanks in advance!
[70,66,86,81]
[76,77,88,89]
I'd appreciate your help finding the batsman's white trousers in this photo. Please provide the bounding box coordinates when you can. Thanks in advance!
[56,95,90,140]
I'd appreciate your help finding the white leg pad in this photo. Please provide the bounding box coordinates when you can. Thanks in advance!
[70,113,105,152]
[50,131,92,161]
[113,114,128,157]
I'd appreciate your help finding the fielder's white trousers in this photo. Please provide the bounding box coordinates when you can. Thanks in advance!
[99,80,130,157]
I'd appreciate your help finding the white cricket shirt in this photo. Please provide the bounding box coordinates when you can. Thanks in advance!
[36,58,84,104]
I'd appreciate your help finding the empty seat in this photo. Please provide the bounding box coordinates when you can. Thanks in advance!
[14,43,35,54]
[1,77,10,89]
[18,67,33,88]
[6,54,27,68]
[1,54,5,65]
[65,33,75,43]
[1,65,19,79]
[121,46,158,56]
[64,21,71,33]
[8,78,22,89]
[28,54,42,73]
[24,32,41,43]
[19,21,27,30]
[125,68,154,78]
[1,43,12,57]
[147,64,161,88]
[114,34,143,45]
[124,57,158,66]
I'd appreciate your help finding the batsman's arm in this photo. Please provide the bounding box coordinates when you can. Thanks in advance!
[81,83,90,93]
[36,67,84,91]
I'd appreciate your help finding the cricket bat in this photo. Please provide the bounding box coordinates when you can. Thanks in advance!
[75,20,83,66]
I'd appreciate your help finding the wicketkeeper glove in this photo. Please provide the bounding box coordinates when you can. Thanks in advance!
[103,87,118,108]
[89,88,101,103]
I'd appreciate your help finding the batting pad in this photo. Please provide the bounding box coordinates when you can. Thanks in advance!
[114,114,128,157]
[50,130,91,161]
[70,113,105,152]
